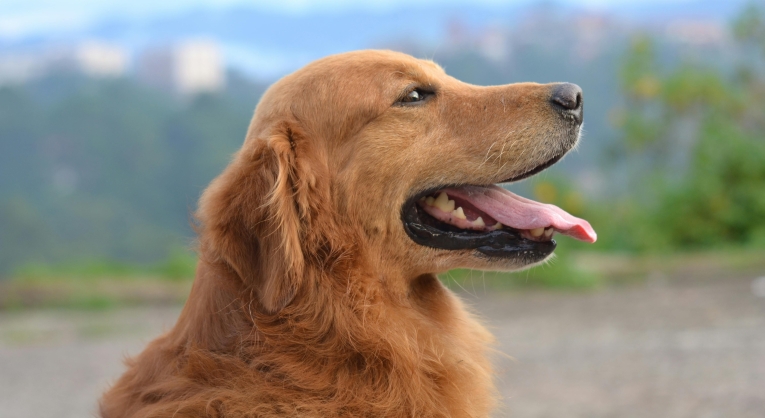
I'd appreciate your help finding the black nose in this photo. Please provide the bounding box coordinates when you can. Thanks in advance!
[550,83,583,124]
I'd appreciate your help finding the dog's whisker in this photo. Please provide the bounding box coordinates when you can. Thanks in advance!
[496,141,508,167]
[477,140,499,171]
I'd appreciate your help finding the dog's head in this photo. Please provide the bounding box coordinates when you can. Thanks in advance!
[197,50,596,312]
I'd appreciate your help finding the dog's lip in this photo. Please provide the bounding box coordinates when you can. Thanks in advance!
[406,151,566,208]
[408,152,566,205]
[401,200,557,260]
[497,153,565,184]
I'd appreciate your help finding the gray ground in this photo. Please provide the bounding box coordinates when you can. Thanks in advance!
[1,274,764,418]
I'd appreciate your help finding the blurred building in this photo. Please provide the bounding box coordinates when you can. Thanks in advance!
[665,19,729,47]
[74,41,128,77]
[0,52,47,85]
[136,40,226,95]
[0,41,128,85]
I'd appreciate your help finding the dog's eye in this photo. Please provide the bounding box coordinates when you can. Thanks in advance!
[404,90,422,102]
[398,89,430,104]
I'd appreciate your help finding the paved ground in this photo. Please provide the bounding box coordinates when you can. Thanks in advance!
[1,274,764,418]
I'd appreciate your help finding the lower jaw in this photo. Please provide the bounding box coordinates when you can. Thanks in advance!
[401,202,556,263]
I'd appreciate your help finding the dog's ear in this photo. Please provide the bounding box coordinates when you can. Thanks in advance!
[198,123,319,313]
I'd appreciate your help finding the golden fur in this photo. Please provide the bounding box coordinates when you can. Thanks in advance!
[100,50,575,417]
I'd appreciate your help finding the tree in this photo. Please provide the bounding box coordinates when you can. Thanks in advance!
[610,4,765,250]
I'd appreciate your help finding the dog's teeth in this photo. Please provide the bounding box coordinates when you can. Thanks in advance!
[491,222,503,230]
[474,217,486,228]
[434,195,455,212]
[544,227,554,238]
[434,192,451,211]
[453,207,467,219]
[530,227,544,237]
[425,196,435,206]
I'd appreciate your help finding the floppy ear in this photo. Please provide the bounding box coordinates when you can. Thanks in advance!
[197,123,318,313]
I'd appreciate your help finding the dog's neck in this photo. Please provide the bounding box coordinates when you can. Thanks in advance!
[165,253,496,415]
[174,251,434,349]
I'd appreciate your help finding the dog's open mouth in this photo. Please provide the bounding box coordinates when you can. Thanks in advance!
[402,180,597,261]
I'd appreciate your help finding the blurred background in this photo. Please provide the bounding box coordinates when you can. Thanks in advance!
[1,0,764,417]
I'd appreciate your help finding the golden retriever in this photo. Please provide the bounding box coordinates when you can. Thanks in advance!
[100,50,596,418]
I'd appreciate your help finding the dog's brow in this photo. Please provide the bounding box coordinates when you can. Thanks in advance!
[420,59,444,72]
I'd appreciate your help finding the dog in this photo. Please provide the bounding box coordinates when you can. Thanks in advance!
[99,50,596,418]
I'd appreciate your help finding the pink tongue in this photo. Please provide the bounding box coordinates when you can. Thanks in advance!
[443,185,597,243]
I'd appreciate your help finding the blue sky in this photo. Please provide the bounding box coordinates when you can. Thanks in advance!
[0,0,696,39]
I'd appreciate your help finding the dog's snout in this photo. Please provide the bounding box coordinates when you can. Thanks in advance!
[550,83,583,124]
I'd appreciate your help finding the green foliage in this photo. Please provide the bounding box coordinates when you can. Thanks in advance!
[154,249,198,280]
[600,5,765,251]
[1,252,197,310]
[13,249,197,282]
[0,76,265,274]
[733,3,765,47]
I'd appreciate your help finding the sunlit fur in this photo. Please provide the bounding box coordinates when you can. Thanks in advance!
[100,50,579,418]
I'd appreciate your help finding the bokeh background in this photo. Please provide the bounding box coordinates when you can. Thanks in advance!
[1,0,764,417]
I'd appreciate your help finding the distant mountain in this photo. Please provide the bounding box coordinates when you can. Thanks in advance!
[87,3,537,78]
[0,0,750,79]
